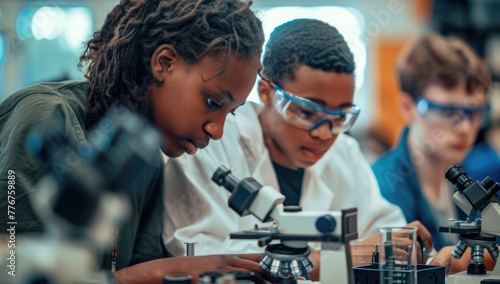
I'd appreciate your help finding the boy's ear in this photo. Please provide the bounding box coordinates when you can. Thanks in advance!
[398,92,417,122]
[150,44,178,83]
[258,80,274,106]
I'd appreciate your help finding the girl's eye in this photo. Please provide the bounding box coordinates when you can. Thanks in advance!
[206,97,221,110]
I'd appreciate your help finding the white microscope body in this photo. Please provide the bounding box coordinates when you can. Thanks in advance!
[212,166,358,284]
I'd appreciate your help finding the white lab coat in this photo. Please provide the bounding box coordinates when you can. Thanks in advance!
[163,102,406,256]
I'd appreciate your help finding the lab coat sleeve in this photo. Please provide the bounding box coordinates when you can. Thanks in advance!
[339,135,407,239]
[163,145,228,256]
[161,120,258,256]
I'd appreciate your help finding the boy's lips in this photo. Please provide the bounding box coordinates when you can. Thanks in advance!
[301,146,327,161]
[450,143,468,151]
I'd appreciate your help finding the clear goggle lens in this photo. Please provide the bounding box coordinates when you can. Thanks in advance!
[273,85,360,134]
[416,98,488,126]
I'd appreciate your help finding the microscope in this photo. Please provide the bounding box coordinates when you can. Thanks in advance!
[440,165,500,284]
[212,166,358,284]
[0,106,162,284]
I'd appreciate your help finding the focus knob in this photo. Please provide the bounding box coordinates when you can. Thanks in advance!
[315,215,336,233]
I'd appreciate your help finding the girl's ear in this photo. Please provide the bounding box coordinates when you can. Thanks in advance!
[150,44,178,83]
[258,80,274,106]
[398,92,418,122]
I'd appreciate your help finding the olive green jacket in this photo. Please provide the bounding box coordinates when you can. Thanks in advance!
[0,81,165,270]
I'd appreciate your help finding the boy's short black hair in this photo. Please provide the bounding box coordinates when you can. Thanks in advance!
[261,18,355,85]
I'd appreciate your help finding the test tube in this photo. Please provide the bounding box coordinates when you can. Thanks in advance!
[185,242,197,256]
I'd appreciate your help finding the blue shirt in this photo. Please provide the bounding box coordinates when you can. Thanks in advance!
[462,141,500,184]
[372,127,466,250]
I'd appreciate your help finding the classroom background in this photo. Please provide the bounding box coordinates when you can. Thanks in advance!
[0,0,499,163]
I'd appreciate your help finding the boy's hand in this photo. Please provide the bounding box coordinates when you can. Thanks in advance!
[405,221,433,263]
[406,220,433,254]
[429,246,467,274]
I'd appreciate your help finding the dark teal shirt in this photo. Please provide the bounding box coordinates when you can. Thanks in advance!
[272,162,304,206]
[0,81,165,270]
[372,127,466,250]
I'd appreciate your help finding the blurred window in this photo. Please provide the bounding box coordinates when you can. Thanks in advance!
[247,6,367,111]
[14,6,93,88]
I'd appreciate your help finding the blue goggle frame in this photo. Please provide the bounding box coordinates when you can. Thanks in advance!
[416,97,489,125]
[272,83,360,133]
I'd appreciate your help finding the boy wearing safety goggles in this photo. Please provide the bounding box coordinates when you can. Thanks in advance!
[372,34,491,252]
[162,19,435,280]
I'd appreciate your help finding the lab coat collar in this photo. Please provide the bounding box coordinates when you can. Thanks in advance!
[301,167,335,211]
[233,102,335,210]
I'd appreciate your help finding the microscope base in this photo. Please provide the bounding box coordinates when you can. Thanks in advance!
[446,271,500,284]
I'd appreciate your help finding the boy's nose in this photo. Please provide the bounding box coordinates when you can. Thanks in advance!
[309,121,334,140]
[453,114,477,133]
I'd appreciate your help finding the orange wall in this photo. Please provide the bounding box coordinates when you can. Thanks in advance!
[373,39,408,148]
[371,0,432,148]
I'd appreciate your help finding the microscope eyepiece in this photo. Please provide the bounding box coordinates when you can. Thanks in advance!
[211,166,267,217]
[445,165,473,192]
[212,165,231,186]
[212,166,239,193]
[445,165,500,212]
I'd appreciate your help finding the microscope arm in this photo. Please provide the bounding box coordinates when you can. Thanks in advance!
[214,166,343,237]
[269,204,343,236]
[482,202,500,236]
[453,192,476,216]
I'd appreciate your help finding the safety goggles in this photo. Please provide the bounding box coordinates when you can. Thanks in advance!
[416,97,488,126]
[272,83,360,134]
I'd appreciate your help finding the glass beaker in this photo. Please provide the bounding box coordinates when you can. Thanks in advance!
[379,226,417,284]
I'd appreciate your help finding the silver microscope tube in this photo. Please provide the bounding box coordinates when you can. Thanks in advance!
[471,244,484,263]
[451,240,467,259]
[488,244,499,262]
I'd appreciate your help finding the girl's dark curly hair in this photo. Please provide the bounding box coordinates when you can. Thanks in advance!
[79,0,264,129]
[262,18,355,86]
